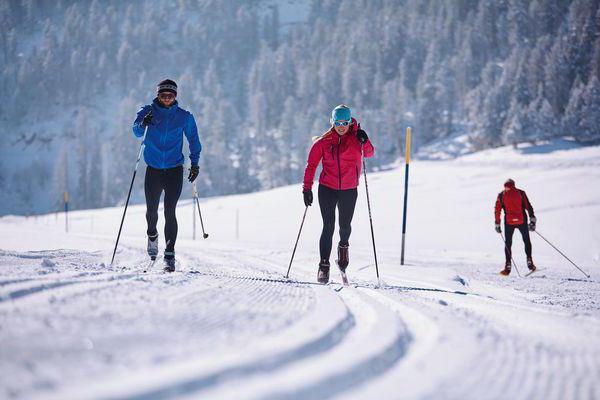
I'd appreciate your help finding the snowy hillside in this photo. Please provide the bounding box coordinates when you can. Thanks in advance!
[3,0,599,215]
[1,141,600,399]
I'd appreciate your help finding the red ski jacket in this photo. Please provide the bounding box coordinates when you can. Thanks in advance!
[303,119,375,191]
[494,182,535,225]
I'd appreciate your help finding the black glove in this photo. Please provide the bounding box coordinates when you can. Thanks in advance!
[528,216,536,232]
[142,111,153,127]
[495,224,502,233]
[303,190,313,207]
[356,128,368,144]
[188,165,199,182]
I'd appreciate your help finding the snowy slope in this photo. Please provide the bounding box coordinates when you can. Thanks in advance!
[1,141,600,399]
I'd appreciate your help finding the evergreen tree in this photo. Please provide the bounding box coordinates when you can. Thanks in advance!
[1,0,597,215]
[75,107,89,208]
[88,131,103,208]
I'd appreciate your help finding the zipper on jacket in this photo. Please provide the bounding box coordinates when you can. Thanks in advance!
[162,116,169,168]
[337,136,342,189]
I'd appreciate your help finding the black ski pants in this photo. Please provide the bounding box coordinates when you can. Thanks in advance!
[145,165,183,253]
[504,223,532,263]
[318,184,358,262]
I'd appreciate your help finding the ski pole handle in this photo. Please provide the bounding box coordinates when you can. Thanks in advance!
[192,181,198,198]
[134,125,149,171]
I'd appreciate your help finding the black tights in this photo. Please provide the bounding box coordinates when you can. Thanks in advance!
[318,184,358,262]
[504,223,532,263]
[145,166,183,253]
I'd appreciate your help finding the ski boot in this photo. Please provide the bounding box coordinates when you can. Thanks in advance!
[164,251,176,272]
[147,234,159,260]
[317,260,330,284]
[499,263,511,276]
[527,257,536,273]
[337,244,349,272]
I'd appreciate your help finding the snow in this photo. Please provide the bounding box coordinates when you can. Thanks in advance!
[1,141,600,399]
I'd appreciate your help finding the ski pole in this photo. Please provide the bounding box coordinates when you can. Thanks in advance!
[534,230,590,278]
[110,124,149,266]
[361,144,381,286]
[498,232,521,277]
[192,185,196,240]
[193,181,209,239]
[286,206,308,279]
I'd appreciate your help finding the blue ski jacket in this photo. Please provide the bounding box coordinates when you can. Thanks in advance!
[132,98,201,169]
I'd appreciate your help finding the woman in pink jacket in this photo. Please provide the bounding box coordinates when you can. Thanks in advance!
[302,105,375,283]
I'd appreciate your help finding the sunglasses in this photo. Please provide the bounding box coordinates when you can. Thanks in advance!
[158,93,175,100]
[334,120,350,127]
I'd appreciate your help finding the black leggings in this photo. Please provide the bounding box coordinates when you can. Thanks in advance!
[145,166,183,253]
[504,223,532,263]
[318,184,358,262]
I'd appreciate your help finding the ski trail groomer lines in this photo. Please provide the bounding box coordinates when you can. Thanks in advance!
[302,105,375,284]
[494,178,537,276]
[132,79,202,272]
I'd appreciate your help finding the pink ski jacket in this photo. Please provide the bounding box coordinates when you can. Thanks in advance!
[303,119,375,191]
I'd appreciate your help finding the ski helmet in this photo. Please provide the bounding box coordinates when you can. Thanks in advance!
[330,104,351,125]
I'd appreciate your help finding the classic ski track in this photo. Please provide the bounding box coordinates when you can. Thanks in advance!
[0,277,36,287]
[0,240,221,305]
[0,271,140,304]
[344,288,452,400]
[173,248,414,400]
[0,270,103,290]
[8,246,328,400]
[74,246,407,400]
[424,296,600,399]
[50,277,353,400]
[97,290,355,400]
[205,247,600,400]
[0,253,170,305]
[374,274,600,400]
[0,243,159,304]
[4,242,599,399]
[249,289,412,400]
[0,247,314,400]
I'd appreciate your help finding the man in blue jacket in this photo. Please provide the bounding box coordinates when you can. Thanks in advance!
[132,79,201,272]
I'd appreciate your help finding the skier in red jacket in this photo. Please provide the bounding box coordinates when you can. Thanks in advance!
[302,105,375,283]
[494,179,537,276]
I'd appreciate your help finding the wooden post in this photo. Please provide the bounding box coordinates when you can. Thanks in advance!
[64,191,69,233]
[401,127,411,265]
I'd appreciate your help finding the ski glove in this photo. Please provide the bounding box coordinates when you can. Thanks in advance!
[303,189,313,207]
[188,165,199,183]
[142,111,153,127]
[356,128,369,144]
[495,224,502,233]
[528,216,536,232]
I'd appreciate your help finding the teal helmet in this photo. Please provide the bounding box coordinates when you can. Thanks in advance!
[330,104,351,125]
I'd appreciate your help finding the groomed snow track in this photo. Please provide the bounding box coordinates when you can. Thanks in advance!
[2,243,599,400]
